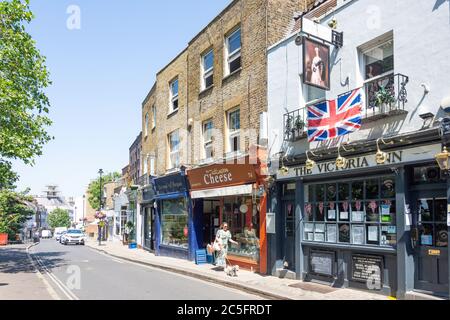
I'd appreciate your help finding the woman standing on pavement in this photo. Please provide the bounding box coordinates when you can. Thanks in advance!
[214,222,238,270]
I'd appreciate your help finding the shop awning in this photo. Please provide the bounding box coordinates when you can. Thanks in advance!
[190,184,253,199]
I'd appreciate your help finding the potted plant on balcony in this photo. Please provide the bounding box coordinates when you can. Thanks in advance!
[293,116,305,138]
[374,85,396,112]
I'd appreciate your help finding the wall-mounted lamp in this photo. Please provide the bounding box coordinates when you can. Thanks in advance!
[305,150,317,170]
[375,138,393,164]
[335,145,348,169]
[278,156,289,175]
[327,17,337,29]
[435,146,450,173]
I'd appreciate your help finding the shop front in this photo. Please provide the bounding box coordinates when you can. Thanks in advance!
[140,184,156,252]
[187,161,267,273]
[152,171,194,260]
[273,138,448,298]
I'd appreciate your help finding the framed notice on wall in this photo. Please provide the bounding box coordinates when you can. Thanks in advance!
[310,250,335,277]
[351,254,383,285]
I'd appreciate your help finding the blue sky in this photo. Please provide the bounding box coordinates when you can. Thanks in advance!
[13,0,230,197]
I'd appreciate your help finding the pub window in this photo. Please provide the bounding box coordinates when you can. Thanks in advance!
[412,166,445,184]
[304,177,397,247]
[417,198,448,248]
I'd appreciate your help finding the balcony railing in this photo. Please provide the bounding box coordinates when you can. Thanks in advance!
[283,107,307,141]
[136,174,149,186]
[364,73,409,120]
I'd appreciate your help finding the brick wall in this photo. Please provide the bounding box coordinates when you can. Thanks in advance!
[140,0,310,176]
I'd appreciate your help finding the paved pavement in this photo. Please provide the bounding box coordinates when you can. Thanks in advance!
[85,239,390,300]
[0,244,54,300]
[27,239,263,300]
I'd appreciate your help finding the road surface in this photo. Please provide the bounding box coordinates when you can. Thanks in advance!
[28,239,263,300]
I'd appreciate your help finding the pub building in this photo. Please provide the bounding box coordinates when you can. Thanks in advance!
[270,128,449,298]
[186,155,268,273]
[152,169,195,260]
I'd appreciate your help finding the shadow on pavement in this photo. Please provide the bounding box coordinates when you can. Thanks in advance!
[0,248,65,274]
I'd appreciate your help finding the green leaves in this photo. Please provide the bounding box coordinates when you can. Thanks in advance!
[87,172,121,210]
[48,208,71,229]
[0,0,52,172]
[0,189,35,239]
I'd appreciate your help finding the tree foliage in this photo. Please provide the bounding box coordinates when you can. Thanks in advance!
[87,172,121,210]
[0,0,52,170]
[48,208,71,229]
[0,189,34,239]
[0,160,18,189]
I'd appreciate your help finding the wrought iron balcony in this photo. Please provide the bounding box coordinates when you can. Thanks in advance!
[364,73,409,121]
[283,107,307,141]
[136,174,149,186]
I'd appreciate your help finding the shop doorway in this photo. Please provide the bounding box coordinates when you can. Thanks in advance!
[202,200,221,247]
[282,200,296,271]
[143,206,155,251]
[411,192,448,297]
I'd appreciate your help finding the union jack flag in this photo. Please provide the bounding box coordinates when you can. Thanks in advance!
[307,88,362,142]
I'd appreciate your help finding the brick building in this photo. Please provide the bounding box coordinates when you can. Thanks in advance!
[140,0,317,271]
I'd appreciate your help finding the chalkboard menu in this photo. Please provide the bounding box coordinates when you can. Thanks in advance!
[310,251,334,277]
[352,254,383,283]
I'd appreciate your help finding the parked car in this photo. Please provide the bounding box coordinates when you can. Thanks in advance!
[54,227,68,241]
[61,229,86,245]
[41,230,52,239]
[58,231,67,243]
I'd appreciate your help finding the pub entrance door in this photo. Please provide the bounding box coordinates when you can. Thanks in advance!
[411,190,448,297]
[282,200,296,271]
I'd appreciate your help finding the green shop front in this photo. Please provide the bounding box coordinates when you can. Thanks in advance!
[271,135,449,298]
[152,170,195,260]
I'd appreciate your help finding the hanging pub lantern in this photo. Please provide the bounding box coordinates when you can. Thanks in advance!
[375,138,388,164]
[335,145,348,169]
[305,150,316,170]
[435,146,450,172]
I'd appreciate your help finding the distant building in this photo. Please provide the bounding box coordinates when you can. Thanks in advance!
[34,185,76,226]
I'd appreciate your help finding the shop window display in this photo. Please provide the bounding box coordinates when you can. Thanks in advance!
[222,196,260,261]
[304,177,397,247]
[161,198,188,248]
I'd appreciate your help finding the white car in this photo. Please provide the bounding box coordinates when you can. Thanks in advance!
[61,229,86,245]
[41,230,52,239]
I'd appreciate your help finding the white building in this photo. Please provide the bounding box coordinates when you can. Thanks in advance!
[35,185,76,226]
[267,0,450,299]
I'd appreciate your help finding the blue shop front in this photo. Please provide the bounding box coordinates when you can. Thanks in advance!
[152,170,197,261]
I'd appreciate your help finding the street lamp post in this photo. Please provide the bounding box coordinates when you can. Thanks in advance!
[98,169,104,245]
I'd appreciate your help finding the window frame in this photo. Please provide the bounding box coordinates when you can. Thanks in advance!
[202,119,214,160]
[144,112,149,137]
[361,38,394,84]
[225,27,241,76]
[151,105,156,129]
[168,129,180,169]
[227,108,240,153]
[201,49,214,90]
[169,78,179,113]
[303,176,397,248]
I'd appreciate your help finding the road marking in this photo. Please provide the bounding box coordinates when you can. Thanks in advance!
[28,248,79,300]
[26,248,61,300]
[86,247,263,299]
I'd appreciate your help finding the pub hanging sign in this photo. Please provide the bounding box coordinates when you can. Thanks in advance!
[278,144,441,179]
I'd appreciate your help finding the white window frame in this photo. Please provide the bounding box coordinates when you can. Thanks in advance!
[227,108,240,153]
[144,112,149,137]
[201,49,214,90]
[149,156,155,176]
[361,38,394,84]
[225,27,241,76]
[151,105,156,129]
[168,130,180,169]
[203,119,214,160]
[169,78,179,113]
